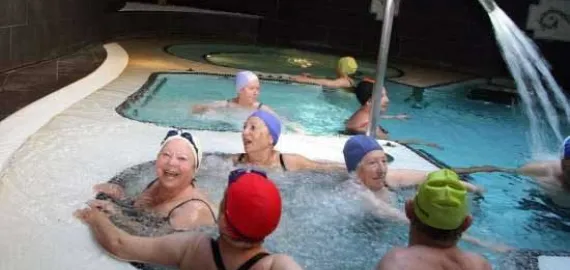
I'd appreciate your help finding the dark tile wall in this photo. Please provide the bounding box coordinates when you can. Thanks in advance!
[1,0,567,88]
[0,0,261,73]
[0,0,117,72]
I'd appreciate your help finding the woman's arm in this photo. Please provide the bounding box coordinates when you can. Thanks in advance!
[284,154,345,172]
[290,75,352,89]
[74,203,198,266]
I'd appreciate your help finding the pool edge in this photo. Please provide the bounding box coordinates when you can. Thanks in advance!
[0,43,130,172]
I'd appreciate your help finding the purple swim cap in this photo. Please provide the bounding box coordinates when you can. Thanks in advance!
[343,135,383,172]
[249,110,282,145]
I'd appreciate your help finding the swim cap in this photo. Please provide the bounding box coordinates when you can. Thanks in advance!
[337,57,358,76]
[235,71,259,93]
[225,172,282,242]
[561,136,570,159]
[414,169,468,230]
[343,135,383,172]
[160,130,202,171]
[249,110,282,145]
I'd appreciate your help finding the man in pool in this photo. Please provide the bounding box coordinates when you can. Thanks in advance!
[289,56,361,92]
[75,169,303,270]
[451,136,570,193]
[376,169,492,270]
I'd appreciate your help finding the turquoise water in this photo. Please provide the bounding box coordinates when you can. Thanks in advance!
[117,73,570,268]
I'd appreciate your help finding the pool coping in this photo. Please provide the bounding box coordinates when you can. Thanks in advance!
[0,43,129,171]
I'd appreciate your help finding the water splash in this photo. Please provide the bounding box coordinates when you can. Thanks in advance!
[480,1,570,157]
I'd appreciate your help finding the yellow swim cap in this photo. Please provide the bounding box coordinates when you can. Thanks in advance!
[414,169,468,230]
[337,57,358,75]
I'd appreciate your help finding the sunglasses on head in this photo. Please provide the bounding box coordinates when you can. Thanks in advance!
[228,168,267,185]
[162,129,200,167]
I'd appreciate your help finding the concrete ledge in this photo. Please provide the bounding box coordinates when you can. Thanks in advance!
[0,43,129,171]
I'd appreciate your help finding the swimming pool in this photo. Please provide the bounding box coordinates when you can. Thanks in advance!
[117,71,570,267]
[165,43,403,79]
[3,40,570,270]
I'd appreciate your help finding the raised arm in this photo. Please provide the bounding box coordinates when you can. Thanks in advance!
[387,169,484,194]
[74,203,198,267]
[191,100,227,114]
[290,75,352,89]
[284,154,345,172]
[452,165,515,175]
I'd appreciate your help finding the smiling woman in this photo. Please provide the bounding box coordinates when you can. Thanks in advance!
[92,129,217,231]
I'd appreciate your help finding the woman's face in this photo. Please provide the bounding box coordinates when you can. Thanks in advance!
[238,80,260,104]
[242,117,273,153]
[155,139,196,189]
[357,150,388,191]
[380,88,390,113]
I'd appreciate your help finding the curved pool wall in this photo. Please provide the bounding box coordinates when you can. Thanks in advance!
[165,43,404,79]
[0,41,438,269]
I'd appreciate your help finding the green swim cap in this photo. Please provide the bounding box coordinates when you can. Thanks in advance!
[337,57,358,75]
[414,169,468,230]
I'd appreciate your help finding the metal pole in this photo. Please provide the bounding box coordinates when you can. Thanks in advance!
[367,0,397,138]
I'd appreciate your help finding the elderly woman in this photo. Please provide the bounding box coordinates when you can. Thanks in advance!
[343,135,483,196]
[289,56,361,92]
[192,71,276,114]
[342,135,510,252]
[93,129,216,231]
[233,110,343,171]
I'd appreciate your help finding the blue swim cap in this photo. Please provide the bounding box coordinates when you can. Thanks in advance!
[249,110,282,145]
[343,135,383,172]
[562,136,570,159]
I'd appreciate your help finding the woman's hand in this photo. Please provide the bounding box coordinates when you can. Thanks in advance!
[93,183,125,200]
[86,199,118,215]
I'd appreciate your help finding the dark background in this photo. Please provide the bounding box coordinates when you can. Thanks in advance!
[0,0,568,88]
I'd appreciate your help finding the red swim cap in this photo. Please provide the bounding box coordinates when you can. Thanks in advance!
[225,172,282,242]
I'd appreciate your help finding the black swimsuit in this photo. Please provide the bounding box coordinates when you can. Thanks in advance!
[144,179,217,224]
[237,153,288,171]
[210,238,270,270]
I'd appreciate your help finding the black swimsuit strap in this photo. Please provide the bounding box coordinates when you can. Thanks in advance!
[237,252,270,270]
[257,102,263,110]
[144,179,158,191]
[166,198,217,222]
[279,153,287,171]
[211,238,226,270]
[210,238,270,270]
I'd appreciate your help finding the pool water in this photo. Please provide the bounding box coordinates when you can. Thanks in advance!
[117,72,570,267]
[109,156,505,270]
[166,43,402,79]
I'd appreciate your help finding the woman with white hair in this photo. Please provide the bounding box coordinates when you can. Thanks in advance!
[91,129,216,231]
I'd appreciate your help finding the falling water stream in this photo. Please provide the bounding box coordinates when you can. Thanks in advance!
[478,0,570,156]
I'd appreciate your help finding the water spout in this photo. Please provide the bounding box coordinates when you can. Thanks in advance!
[478,0,570,156]
[478,0,496,13]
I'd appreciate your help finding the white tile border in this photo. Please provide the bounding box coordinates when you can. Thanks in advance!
[0,43,129,171]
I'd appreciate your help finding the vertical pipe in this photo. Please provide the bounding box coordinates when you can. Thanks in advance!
[367,0,397,138]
